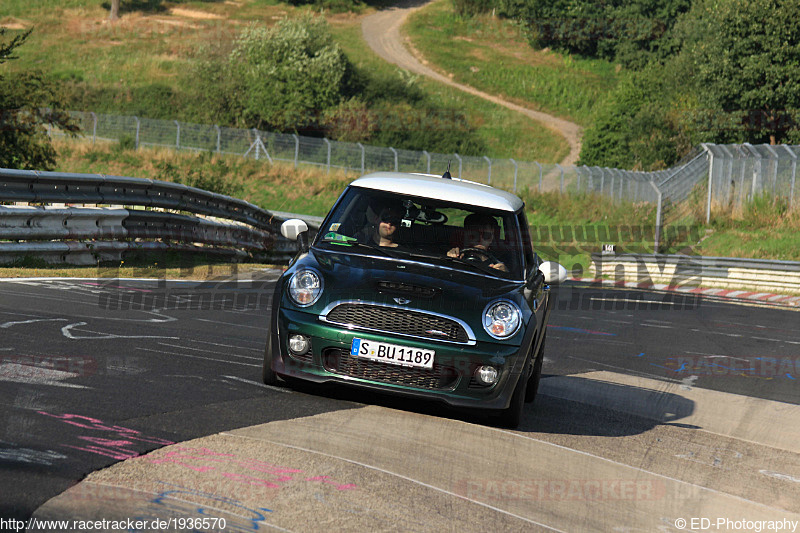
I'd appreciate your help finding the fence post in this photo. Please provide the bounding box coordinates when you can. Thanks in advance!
[175,120,181,150]
[253,129,261,160]
[535,161,542,192]
[324,138,331,174]
[454,153,462,178]
[423,150,431,174]
[701,143,714,223]
[785,145,797,209]
[607,168,615,199]
[293,134,299,168]
[510,158,518,193]
[484,156,492,184]
[556,164,564,194]
[215,125,221,153]
[649,181,663,253]
[134,116,140,150]
[764,144,780,199]
[91,112,97,144]
[389,147,398,172]
[357,142,365,173]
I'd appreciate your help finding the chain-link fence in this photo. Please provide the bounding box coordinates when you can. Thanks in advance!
[703,143,799,221]
[53,111,800,246]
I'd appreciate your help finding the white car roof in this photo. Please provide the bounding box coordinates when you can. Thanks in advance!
[349,172,524,212]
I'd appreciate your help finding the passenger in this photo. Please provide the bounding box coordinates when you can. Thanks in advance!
[448,213,508,272]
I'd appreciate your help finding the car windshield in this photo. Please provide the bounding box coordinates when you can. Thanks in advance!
[314,186,524,279]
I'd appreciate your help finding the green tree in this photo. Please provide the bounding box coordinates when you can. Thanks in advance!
[231,16,354,131]
[194,16,356,132]
[682,0,800,144]
[0,29,78,170]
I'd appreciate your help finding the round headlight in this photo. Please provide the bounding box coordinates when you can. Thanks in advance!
[288,269,323,307]
[482,300,522,339]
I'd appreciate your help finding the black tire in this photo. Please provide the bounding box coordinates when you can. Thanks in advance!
[496,371,527,429]
[262,316,279,386]
[525,333,545,403]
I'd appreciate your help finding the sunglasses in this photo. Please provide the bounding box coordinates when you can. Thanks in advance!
[379,212,402,225]
[468,228,494,240]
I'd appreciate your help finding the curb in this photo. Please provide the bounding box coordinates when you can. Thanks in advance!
[569,277,800,308]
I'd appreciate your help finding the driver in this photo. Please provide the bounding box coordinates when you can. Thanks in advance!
[448,213,508,272]
[358,200,403,248]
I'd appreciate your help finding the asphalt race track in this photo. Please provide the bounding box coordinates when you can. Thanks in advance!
[1,274,799,531]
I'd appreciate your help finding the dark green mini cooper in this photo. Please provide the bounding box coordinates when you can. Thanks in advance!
[263,171,566,427]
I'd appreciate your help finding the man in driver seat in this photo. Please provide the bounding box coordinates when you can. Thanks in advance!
[448,213,508,272]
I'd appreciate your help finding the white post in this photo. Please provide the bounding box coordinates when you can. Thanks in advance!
[510,158,518,193]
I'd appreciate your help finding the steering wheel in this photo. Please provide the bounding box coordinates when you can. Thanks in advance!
[460,247,502,266]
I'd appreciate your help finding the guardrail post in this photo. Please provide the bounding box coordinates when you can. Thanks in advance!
[423,150,431,174]
[215,125,221,153]
[454,153,462,179]
[510,158,518,193]
[91,112,97,145]
[134,116,140,150]
[175,120,181,150]
[358,142,365,173]
[293,134,299,168]
[389,147,398,172]
[324,138,332,174]
[484,156,492,184]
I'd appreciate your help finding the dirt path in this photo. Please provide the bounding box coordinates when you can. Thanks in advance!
[362,0,583,166]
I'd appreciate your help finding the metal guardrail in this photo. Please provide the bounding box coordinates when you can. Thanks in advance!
[0,168,322,265]
[591,253,800,295]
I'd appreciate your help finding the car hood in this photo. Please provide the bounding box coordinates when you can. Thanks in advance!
[292,248,524,315]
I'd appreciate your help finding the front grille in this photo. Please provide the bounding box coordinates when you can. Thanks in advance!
[323,348,460,390]
[324,303,469,343]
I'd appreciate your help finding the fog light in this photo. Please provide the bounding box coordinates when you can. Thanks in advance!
[475,365,498,385]
[288,334,310,355]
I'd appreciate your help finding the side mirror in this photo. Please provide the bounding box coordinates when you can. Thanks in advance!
[280,219,309,241]
[280,219,310,251]
[539,261,568,284]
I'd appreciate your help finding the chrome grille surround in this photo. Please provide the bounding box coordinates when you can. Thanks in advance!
[319,301,475,345]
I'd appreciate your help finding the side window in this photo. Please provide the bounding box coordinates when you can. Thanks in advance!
[517,211,535,275]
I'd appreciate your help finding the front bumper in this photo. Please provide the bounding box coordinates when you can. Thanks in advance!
[271,307,528,410]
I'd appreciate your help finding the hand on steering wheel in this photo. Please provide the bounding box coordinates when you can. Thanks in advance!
[459,247,502,266]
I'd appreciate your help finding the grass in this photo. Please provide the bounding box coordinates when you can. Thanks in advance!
[3,0,568,162]
[404,1,619,127]
[329,20,568,162]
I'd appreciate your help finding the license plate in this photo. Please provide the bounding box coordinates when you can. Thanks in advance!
[350,338,435,369]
